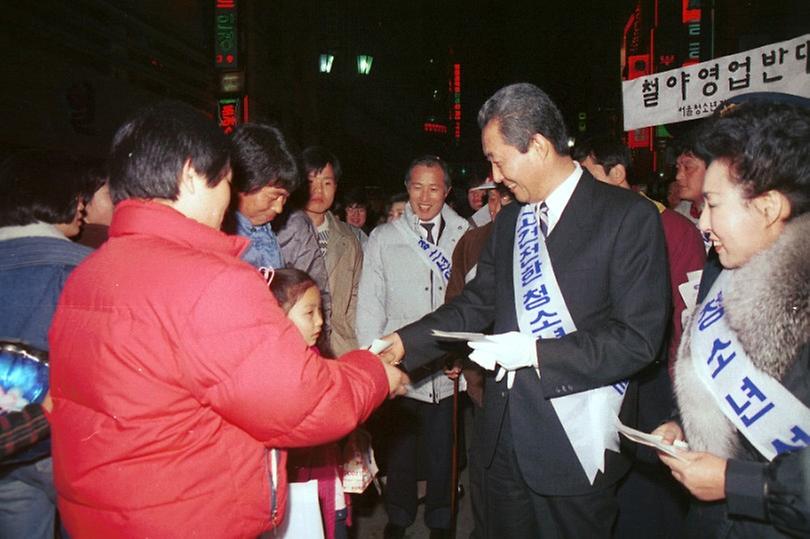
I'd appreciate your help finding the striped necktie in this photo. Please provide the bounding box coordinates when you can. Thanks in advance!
[537,202,549,238]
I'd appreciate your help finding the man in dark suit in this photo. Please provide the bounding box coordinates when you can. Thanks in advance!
[381,83,670,537]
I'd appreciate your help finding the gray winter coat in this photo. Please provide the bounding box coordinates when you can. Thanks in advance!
[356,203,468,403]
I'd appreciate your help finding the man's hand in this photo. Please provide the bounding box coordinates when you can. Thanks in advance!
[467,331,538,388]
[444,359,463,381]
[381,360,410,398]
[379,332,405,367]
[659,450,727,502]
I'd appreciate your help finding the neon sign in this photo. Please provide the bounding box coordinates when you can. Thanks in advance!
[218,98,240,135]
[452,63,461,142]
[215,0,238,69]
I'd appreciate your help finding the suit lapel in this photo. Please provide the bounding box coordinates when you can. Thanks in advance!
[546,173,598,271]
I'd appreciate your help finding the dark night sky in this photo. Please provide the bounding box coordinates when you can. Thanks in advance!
[284,0,635,194]
[5,0,805,197]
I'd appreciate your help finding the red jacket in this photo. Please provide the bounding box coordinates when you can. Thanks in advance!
[49,200,388,538]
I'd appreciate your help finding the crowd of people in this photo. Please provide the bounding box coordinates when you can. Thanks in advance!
[0,83,808,539]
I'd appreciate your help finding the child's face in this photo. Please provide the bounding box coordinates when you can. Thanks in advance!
[287,285,323,346]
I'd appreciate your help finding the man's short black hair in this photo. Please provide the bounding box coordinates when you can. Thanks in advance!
[109,101,231,204]
[586,137,632,178]
[696,100,810,219]
[231,123,300,194]
[0,150,83,227]
[302,146,341,182]
[478,83,570,156]
[672,127,710,165]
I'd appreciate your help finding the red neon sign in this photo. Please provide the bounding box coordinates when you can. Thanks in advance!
[218,98,240,135]
[423,122,447,134]
[452,63,461,141]
[682,0,701,23]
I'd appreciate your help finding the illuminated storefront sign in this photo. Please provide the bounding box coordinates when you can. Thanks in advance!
[218,98,240,135]
[423,121,447,134]
[452,63,461,143]
[215,0,238,69]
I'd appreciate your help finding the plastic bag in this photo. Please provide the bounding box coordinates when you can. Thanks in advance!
[341,428,379,494]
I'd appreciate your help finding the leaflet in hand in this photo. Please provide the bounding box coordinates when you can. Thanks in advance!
[617,420,689,461]
[430,329,489,342]
[367,339,393,355]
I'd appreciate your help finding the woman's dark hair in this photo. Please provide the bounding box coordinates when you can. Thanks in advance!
[109,101,231,204]
[695,100,810,219]
[267,268,318,314]
[231,123,300,194]
[342,186,369,209]
[0,150,83,226]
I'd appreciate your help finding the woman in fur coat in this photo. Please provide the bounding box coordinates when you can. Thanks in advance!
[653,99,810,538]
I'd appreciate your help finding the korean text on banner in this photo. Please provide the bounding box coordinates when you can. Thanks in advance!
[623,33,810,131]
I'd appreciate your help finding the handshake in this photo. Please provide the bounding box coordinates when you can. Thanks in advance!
[374,331,539,391]
[368,337,409,398]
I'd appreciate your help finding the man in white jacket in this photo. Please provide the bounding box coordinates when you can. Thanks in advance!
[357,155,468,539]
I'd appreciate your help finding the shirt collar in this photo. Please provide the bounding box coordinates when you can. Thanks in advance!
[418,212,442,239]
[540,161,583,234]
[235,210,268,234]
[0,222,69,242]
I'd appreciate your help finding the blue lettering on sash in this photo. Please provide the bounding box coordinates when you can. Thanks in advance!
[521,260,544,287]
[519,214,535,228]
[519,242,540,266]
[698,292,724,331]
[706,338,736,378]
[523,285,551,310]
[553,327,567,338]
[517,226,538,249]
[529,310,561,336]
[725,376,775,427]
[612,380,629,396]
[416,238,451,280]
[771,426,810,454]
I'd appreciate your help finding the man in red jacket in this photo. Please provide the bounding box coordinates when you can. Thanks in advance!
[48,101,408,538]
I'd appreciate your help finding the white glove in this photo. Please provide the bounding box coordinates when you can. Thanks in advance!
[468,331,539,389]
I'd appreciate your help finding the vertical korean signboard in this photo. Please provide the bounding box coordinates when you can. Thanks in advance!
[452,63,461,145]
[215,0,238,69]
[214,0,244,131]
[217,98,240,135]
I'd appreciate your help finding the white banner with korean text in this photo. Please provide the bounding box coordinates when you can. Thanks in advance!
[690,271,810,461]
[623,33,810,130]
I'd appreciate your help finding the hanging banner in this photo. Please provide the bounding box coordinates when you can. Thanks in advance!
[623,33,810,130]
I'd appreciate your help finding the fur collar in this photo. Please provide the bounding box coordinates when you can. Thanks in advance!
[675,213,810,458]
[724,213,810,379]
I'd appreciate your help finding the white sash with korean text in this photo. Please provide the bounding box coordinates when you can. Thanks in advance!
[513,203,627,484]
[393,217,452,284]
[690,271,810,460]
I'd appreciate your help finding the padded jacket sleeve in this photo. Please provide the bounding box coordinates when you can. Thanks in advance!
[181,267,388,448]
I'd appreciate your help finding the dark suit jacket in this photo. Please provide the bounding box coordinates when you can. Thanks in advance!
[398,172,670,496]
